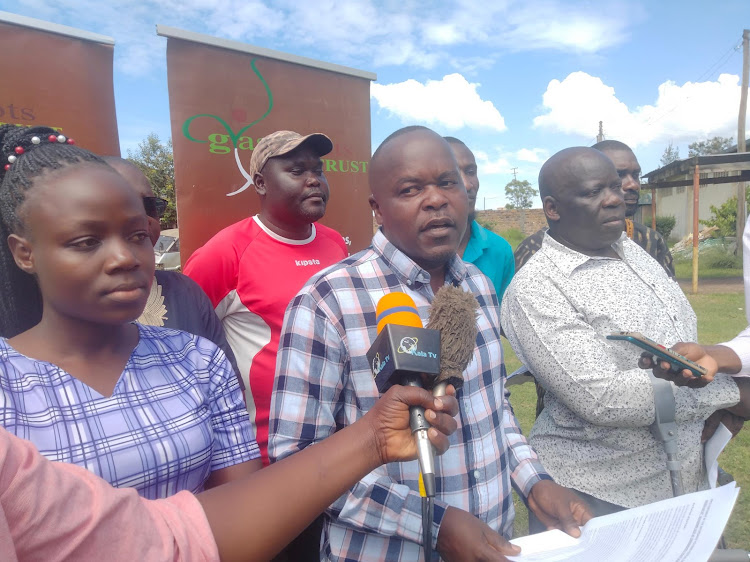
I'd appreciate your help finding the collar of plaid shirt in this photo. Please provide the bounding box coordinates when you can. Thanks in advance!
[372,228,470,289]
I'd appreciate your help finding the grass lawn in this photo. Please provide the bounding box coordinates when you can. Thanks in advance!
[672,247,742,279]
[496,228,526,249]
[674,263,743,279]
[506,291,749,548]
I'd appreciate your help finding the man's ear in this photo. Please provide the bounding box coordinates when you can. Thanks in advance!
[369,195,383,226]
[543,195,560,223]
[253,172,266,197]
[7,234,35,274]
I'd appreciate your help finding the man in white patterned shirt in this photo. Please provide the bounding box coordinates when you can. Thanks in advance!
[502,147,750,523]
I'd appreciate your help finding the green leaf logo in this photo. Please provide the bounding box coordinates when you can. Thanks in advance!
[181,58,274,196]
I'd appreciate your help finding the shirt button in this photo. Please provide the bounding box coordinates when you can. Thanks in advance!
[473,470,481,480]
[406,280,412,286]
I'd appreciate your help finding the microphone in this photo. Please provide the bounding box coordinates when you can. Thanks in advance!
[367,292,440,497]
[426,285,479,398]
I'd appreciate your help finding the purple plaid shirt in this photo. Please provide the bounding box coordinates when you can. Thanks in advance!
[269,230,551,561]
[0,324,259,500]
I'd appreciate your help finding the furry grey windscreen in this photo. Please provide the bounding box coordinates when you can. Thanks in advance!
[426,285,479,389]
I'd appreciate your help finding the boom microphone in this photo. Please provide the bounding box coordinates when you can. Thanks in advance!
[426,285,479,397]
[367,292,440,497]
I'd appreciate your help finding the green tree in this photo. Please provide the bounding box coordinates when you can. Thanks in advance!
[504,179,538,209]
[688,136,733,157]
[127,134,176,228]
[660,142,680,166]
[700,187,750,238]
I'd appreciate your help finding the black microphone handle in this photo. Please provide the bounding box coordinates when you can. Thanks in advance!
[402,374,436,498]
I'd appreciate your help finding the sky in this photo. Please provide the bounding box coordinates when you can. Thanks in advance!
[2,0,749,208]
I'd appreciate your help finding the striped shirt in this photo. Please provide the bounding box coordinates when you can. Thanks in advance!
[269,229,551,562]
[0,324,260,500]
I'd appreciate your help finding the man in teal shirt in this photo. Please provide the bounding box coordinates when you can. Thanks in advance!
[445,137,515,301]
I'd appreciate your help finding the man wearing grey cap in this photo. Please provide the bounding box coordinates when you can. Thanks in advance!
[185,130,347,470]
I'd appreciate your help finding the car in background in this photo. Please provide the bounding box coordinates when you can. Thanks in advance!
[154,228,181,271]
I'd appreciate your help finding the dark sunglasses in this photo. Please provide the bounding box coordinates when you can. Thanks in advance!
[143,197,168,219]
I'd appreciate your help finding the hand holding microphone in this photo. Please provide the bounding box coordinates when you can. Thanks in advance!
[364,384,458,465]
[367,291,445,561]
[367,292,441,497]
[367,288,480,492]
[367,288,479,562]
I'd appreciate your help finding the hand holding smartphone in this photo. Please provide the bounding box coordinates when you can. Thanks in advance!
[607,332,708,378]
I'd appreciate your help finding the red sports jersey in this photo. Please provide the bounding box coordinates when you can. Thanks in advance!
[184,216,347,464]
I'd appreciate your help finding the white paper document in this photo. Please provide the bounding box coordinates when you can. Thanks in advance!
[704,422,733,488]
[508,482,739,562]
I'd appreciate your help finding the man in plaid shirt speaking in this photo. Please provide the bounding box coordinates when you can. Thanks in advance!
[268,126,590,561]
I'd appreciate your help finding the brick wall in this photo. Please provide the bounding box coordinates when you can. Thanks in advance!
[371,208,547,236]
[474,208,547,236]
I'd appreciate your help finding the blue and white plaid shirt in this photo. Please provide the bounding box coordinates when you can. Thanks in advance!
[269,230,551,561]
[0,324,260,500]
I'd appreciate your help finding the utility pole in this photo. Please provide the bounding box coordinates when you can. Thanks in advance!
[737,29,749,259]
[510,167,518,181]
[596,121,604,143]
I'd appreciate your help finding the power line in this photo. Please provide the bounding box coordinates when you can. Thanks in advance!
[694,39,743,83]
[643,36,743,129]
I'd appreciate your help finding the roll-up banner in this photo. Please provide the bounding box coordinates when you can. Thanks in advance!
[0,11,119,156]
[158,25,376,261]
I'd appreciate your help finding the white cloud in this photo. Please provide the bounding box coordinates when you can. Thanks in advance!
[474,150,512,176]
[516,148,548,163]
[533,71,747,148]
[422,23,461,46]
[204,2,286,40]
[373,40,441,69]
[15,0,166,76]
[474,148,541,182]
[499,3,633,53]
[418,0,636,53]
[371,74,507,131]
[13,0,637,77]
[472,148,545,208]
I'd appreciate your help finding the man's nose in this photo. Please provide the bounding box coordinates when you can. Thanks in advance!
[621,174,639,192]
[423,184,449,209]
[604,186,625,207]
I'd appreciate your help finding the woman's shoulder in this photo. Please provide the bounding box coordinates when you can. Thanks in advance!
[133,324,226,374]
[0,339,64,393]
[0,339,22,378]
[135,323,219,352]
[0,338,48,371]
[0,337,12,355]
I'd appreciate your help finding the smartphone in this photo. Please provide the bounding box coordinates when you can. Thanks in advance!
[607,331,707,378]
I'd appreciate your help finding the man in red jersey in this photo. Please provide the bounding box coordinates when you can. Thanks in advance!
[185,130,347,466]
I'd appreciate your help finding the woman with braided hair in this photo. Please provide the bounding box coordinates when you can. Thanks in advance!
[0,124,261,499]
